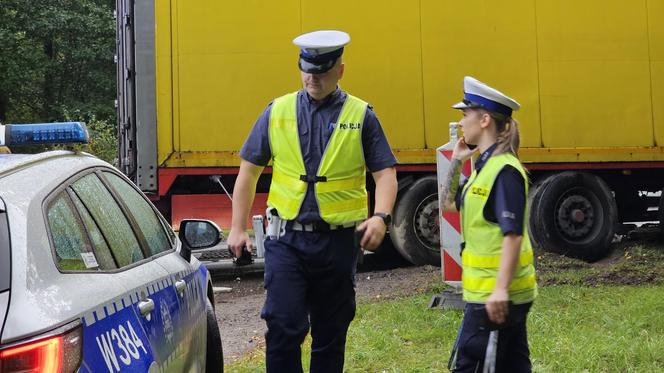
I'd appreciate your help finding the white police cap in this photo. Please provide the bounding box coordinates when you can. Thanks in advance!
[293,30,350,74]
[452,76,520,117]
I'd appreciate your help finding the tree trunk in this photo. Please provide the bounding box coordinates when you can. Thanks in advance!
[0,92,8,122]
[42,38,58,121]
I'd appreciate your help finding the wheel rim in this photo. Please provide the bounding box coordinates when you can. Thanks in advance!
[553,187,604,244]
[413,193,440,250]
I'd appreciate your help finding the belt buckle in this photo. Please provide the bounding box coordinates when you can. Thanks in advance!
[313,221,330,232]
[293,221,315,232]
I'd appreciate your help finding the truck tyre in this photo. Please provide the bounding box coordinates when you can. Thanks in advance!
[206,298,224,373]
[527,175,555,268]
[390,176,440,266]
[527,178,546,251]
[531,172,617,261]
[528,173,561,250]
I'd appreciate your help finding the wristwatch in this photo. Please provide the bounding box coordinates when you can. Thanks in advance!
[373,212,392,226]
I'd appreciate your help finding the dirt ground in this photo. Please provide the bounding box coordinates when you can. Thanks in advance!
[211,254,440,362]
[536,225,664,287]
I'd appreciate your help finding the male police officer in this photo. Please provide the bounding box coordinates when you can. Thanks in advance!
[227,30,398,373]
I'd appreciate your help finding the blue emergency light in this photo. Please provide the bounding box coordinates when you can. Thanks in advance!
[0,122,89,146]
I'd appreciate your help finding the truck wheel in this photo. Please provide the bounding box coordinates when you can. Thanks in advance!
[390,176,440,266]
[532,172,617,261]
[206,298,224,373]
[528,174,559,252]
[527,175,555,268]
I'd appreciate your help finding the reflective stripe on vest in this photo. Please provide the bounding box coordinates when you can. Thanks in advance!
[460,153,538,304]
[267,91,369,224]
[462,249,534,268]
[463,273,537,293]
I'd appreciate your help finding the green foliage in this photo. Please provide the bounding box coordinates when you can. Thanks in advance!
[0,0,116,125]
[84,116,117,164]
[0,0,117,160]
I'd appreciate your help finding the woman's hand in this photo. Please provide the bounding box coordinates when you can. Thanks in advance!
[452,138,478,161]
[485,288,510,325]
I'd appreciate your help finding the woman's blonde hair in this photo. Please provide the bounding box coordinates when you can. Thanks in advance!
[482,109,520,156]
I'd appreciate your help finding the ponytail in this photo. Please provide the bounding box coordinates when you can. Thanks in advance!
[497,117,520,156]
[485,111,520,156]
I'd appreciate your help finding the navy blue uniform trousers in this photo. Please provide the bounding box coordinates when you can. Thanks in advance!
[261,227,359,373]
[451,302,533,373]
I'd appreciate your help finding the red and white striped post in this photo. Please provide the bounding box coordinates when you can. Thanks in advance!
[437,122,472,288]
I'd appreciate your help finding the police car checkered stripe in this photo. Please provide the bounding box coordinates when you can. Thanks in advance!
[160,344,183,372]
[94,306,106,322]
[169,345,189,373]
[114,299,124,312]
[82,264,201,327]
[157,313,207,373]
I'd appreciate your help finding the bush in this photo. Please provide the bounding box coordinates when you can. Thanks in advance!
[84,116,117,165]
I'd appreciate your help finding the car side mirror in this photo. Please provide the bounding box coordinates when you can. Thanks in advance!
[178,219,222,262]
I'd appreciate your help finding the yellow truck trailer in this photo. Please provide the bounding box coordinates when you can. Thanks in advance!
[116,0,663,264]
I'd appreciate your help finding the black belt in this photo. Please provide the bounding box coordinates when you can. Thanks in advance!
[287,220,358,232]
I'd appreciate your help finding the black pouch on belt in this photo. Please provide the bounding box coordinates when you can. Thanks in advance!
[230,246,254,266]
[354,228,366,265]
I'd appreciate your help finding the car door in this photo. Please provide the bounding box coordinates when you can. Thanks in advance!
[43,180,157,373]
[99,170,207,371]
[0,198,10,343]
[67,171,172,372]
[152,244,208,372]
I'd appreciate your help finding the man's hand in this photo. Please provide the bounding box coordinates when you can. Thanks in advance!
[356,216,386,252]
[227,159,263,258]
[227,229,253,258]
[485,288,509,325]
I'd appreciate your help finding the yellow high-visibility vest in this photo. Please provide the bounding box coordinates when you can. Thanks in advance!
[460,153,538,304]
[267,91,368,224]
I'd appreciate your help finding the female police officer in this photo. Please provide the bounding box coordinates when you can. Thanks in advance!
[440,77,537,372]
[227,30,397,373]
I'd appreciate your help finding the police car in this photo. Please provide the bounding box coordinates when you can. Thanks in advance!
[0,122,224,372]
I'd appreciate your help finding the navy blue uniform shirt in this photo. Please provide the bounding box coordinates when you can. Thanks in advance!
[455,144,526,235]
[240,88,397,223]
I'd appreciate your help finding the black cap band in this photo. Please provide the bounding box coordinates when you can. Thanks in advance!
[298,57,338,74]
[298,47,344,74]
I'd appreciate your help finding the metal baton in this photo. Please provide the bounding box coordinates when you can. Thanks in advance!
[483,330,498,373]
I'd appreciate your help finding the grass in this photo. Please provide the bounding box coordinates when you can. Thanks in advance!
[226,242,664,372]
[529,285,664,372]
